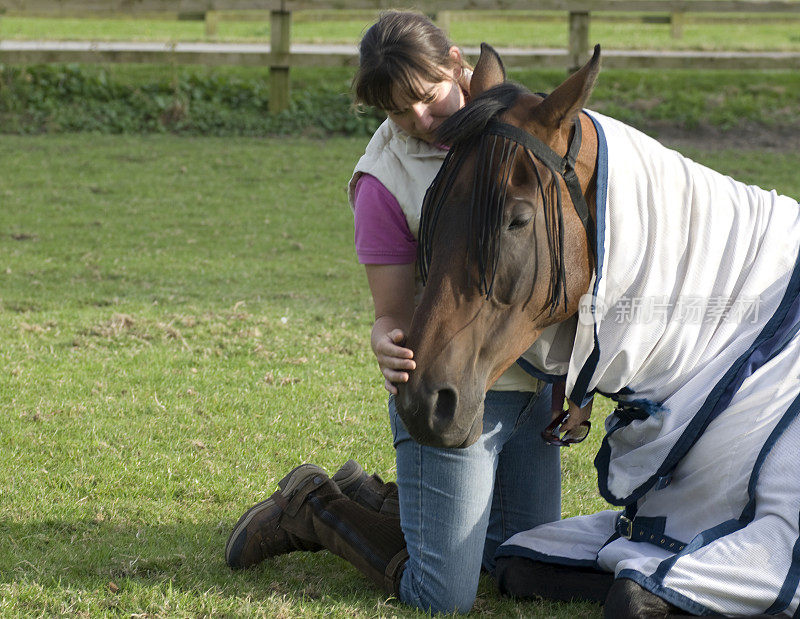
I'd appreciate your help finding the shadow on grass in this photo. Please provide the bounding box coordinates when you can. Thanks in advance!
[0,518,603,617]
[0,517,410,612]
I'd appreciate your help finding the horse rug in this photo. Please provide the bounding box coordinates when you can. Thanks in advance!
[502,111,800,616]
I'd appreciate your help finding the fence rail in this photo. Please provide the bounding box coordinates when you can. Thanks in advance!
[4,39,798,69]
[2,1,800,112]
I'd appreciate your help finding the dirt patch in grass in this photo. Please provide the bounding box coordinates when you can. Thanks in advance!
[645,122,800,152]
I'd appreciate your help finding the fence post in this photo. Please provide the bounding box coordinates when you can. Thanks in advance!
[270,9,291,114]
[205,11,220,38]
[436,11,452,36]
[670,11,685,39]
[568,11,590,73]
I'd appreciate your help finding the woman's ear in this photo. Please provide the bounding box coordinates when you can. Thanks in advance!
[448,46,464,77]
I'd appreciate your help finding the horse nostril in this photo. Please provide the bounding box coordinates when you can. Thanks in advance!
[432,387,457,424]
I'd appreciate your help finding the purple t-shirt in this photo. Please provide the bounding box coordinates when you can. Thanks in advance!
[353,173,418,264]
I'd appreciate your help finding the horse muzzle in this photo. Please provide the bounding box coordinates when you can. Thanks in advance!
[395,382,484,448]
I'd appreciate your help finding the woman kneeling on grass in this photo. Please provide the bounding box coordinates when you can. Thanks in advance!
[224,11,561,613]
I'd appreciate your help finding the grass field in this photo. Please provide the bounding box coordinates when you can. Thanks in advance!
[1,132,799,617]
[3,12,800,51]
[2,7,799,617]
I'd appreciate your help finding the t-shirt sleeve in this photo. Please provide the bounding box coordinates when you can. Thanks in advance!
[353,174,418,265]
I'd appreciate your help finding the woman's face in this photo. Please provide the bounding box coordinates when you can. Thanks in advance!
[386,64,466,144]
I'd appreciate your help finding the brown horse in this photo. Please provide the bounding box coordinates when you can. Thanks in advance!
[395,44,600,448]
[395,44,800,618]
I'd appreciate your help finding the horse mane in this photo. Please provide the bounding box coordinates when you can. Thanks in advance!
[419,82,568,314]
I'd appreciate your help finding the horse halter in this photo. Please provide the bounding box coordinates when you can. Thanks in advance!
[483,117,595,255]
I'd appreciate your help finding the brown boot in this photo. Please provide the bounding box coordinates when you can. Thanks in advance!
[332,459,400,517]
[225,464,326,569]
[225,460,401,570]
[276,464,407,595]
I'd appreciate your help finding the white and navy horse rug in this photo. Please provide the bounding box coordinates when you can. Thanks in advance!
[504,111,800,616]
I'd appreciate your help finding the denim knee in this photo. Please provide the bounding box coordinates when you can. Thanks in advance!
[400,568,477,615]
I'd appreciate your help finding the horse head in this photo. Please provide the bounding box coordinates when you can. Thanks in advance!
[395,45,601,448]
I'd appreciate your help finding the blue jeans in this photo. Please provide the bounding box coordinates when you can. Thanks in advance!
[389,386,561,614]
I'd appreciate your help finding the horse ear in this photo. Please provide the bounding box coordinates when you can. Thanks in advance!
[533,45,601,130]
[470,43,506,98]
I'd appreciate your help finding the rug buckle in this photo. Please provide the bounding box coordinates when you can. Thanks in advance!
[618,515,633,539]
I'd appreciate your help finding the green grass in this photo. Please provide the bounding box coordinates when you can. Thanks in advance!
[3,11,800,51]
[1,133,799,617]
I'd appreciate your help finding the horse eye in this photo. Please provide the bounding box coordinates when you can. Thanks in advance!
[508,216,532,231]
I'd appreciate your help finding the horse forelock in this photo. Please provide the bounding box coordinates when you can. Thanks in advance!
[420,83,528,298]
[420,81,568,315]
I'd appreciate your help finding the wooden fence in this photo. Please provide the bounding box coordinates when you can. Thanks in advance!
[2,1,800,112]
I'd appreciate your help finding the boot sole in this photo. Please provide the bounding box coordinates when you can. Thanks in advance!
[225,463,326,568]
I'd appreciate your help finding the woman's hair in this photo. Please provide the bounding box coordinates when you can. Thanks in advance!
[352,11,468,112]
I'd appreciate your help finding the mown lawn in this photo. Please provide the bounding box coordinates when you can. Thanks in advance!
[3,11,800,51]
[1,134,799,617]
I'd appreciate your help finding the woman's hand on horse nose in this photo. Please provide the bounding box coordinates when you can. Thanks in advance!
[375,330,416,392]
[378,330,415,364]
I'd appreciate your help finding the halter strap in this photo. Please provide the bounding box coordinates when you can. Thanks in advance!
[484,118,595,255]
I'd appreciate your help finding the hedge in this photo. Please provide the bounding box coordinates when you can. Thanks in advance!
[0,64,385,136]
